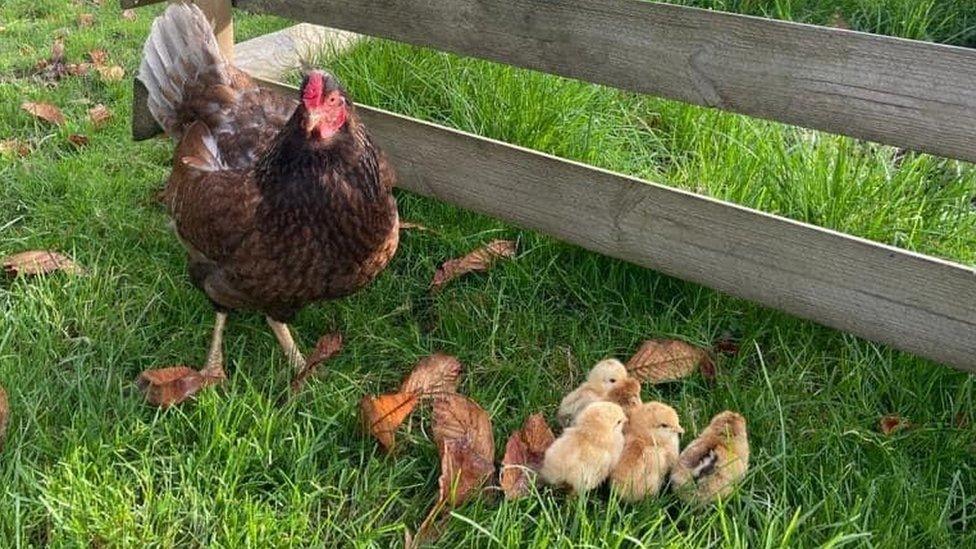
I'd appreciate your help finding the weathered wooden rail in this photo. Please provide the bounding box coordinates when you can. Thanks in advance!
[125,1,976,372]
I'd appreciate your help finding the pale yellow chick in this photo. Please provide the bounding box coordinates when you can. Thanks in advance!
[557,359,629,426]
[540,401,627,494]
[610,401,683,501]
[670,411,749,505]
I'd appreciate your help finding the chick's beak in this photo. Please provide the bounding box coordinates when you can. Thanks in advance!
[675,426,685,434]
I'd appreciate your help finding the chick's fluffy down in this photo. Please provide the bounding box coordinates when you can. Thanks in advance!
[610,401,683,501]
[557,359,630,426]
[541,401,628,493]
[670,411,749,505]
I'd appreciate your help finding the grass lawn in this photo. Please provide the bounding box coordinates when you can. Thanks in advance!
[2,0,975,546]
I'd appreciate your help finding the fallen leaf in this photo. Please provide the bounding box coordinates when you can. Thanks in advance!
[67,134,89,147]
[121,9,137,21]
[699,355,717,381]
[0,384,8,451]
[96,65,124,82]
[0,139,31,157]
[88,49,108,67]
[437,437,495,506]
[607,377,642,410]
[626,339,712,383]
[136,366,221,408]
[35,38,68,81]
[21,102,65,126]
[2,250,84,276]
[500,413,555,499]
[77,13,94,27]
[399,353,462,398]
[713,333,740,356]
[431,394,494,462]
[88,104,112,127]
[359,392,418,452]
[879,415,911,435]
[290,332,342,393]
[431,239,516,291]
[399,221,430,231]
[66,62,92,76]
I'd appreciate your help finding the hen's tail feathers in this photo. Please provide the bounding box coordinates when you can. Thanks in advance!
[139,2,230,139]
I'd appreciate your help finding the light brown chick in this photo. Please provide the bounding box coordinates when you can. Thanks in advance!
[557,359,629,426]
[607,377,642,413]
[670,411,749,505]
[540,401,628,494]
[610,401,683,502]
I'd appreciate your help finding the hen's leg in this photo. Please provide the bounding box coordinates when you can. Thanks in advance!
[266,317,306,370]
[200,312,228,379]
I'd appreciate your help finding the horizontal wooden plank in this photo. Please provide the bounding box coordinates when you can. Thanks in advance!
[238,0,976,164]
[237,76,976,372]
[234,23,360,81]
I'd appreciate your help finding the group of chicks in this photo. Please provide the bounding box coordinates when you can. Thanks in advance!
[539,359,749,504]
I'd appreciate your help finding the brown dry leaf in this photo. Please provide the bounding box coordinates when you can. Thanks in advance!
[879,415,911,435]
[399,221,430,231]
[290,332,342,393]
[96,65,125,82]
[431,394,495,462]
[88,104,112,127]
[2,250,84,276]
[136,366,221,408]
[0,384,8,451]
[67,134,89,147]
[21,102,65,126]
[607,377,642,410]
[713,333,740,356]
[359,392,418,452]
[0,139,31,157]
[35,38,67,81]
[626,339,712,383]
[77,13,94,27]
[66,62,92,76]
[500,413,555,499]
[399,353,462,398]
[431,239,517,291]
[121,9,137,21]
[88,49,108,67]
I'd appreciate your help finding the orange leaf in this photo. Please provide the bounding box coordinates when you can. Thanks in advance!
[66,62,92,76]
[0,139,31,157]
[399,353,462,398]
[290,332,342,393]
[626,339,712,383]
[431,239,516,291]
[2,250,84,276]
[21,102,65,126]
[500,413,555,499]
[0,384,8,451]
[88,104,112,127]
[67,134,89,147]
[77,13,94,27]
[437,437,494,506]
[879,415,911,435]
[121,9,137,21]
[136,366,221,408]
[431,394,494,462]
[96,65,124,82]
[359,392,418,452]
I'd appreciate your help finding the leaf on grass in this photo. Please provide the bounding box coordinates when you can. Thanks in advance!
[713,333,740,356]
[136,366,221,408]
[431,239,516,291]
[2,250,84,276]
[121,9,137,21]
[626,339,713,383]
[88,104,112,127]
[35,38,68,82]
[879,415,911,435]
[77,13,95,27]
[359,392,418,452]
[21,102,65,126]
[66,62,92,76]
[399,353,462,398]
[0,139,31,157]
[96,65,125,82]
[67,134,89,147]
[413,399,495,547]
[500,413,555,499]
[290,332,342,393]
[0,384,8,451]
[607,377,642,410]
[88,49,108,67]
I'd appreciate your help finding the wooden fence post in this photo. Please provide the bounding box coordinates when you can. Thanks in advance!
[194,0,234,61]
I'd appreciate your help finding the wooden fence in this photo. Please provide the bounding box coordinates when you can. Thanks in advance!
[124,0,976,372]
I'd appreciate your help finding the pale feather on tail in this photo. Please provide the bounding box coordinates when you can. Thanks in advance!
[138,2,231,139]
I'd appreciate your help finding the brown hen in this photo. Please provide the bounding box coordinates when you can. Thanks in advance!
[137,3,398,399]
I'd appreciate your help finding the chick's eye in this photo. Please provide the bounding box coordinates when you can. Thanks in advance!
[660,423,670,428]
[608,378,616,383]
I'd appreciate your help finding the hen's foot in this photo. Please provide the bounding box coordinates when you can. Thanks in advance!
[266,317,306,371]
[137,312,227,407]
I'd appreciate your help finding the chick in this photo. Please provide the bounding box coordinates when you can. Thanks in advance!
[610,401,683,501]
[540,401,627,494]
[607,377,642,412]
[670,411,749,505]
[557,359,629,426]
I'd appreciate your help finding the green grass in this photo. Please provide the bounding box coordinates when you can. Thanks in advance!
[2,0,975,547]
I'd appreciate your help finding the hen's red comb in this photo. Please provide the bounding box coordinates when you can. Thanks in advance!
[302,71,326,108]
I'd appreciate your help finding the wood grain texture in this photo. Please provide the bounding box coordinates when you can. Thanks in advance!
[250,75,976,372]
[238,0,976,163]
[234,23,360,81]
